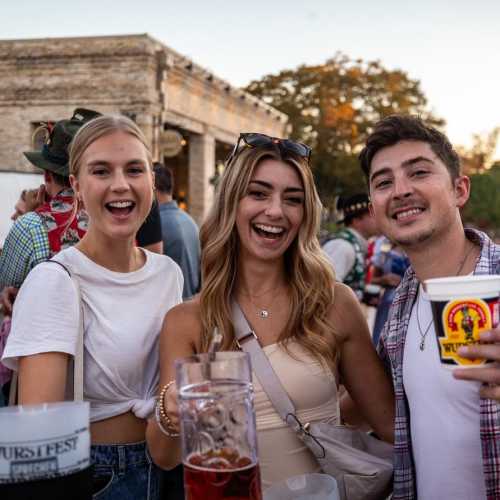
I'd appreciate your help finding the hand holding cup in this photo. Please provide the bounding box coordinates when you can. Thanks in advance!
[423,275,500,369]
[453,326,500,400]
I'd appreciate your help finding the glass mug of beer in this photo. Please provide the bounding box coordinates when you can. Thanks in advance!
[175,351,262,500]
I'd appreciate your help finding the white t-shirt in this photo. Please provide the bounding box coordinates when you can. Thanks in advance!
[403,287,486,500]
[322,228,367,283]
[3,246,183,423]
[322,239,355,282]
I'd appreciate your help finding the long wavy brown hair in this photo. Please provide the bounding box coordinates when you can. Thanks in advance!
[199,145,339,370]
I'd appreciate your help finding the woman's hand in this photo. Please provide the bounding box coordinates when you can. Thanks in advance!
[1,286,18,316]
[147,301,201,470]
[381,273,402,288]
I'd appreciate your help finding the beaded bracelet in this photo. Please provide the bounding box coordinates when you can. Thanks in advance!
[155,402,180,438]
[155,381,180,438]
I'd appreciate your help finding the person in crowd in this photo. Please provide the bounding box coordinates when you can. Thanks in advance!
[0,110,99,409]
[146,132,394,487]
[357,114,500,499]
[137,198,164,254]
[0,187,44,407]
[9,190,28,222]
[322,193,377,300]
[0,109,163,315]
[2,115,183,499]
[370,237,410,345]
[0,108,100,315]
[153,162,200,299]
[10,188,40,221]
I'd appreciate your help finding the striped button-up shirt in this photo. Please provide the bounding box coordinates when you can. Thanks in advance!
[378,228,500,499]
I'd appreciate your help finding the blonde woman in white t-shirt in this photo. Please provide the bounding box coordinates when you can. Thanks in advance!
[3,116,183,499]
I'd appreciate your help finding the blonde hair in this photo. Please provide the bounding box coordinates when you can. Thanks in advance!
[67,115,153,231]
[199,145,338,370]
[69,115,152,178]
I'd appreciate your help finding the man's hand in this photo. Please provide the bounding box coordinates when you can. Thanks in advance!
[1,286,19,316]
[453,327,500,400]
[24,185,46,212]
[382,273,402,287]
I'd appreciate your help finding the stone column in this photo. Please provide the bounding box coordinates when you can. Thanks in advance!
[188,132,215,225]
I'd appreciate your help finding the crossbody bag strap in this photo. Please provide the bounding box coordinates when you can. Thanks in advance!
[231,300,301,432]
[70,270,84,402]
[38,260,85,402]
[232,300,326,458]
[9,260,84,404]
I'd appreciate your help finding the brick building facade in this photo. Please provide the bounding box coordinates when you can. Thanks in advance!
[0,34,287,241]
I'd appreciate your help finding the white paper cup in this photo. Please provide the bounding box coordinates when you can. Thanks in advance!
[0,401,90,484]
[423,275,500,368]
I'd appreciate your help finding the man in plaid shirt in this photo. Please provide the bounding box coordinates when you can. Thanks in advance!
[359,115,500,499]
[0,109,99,313]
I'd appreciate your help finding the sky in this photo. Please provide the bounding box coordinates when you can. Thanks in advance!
[2,0,499,159]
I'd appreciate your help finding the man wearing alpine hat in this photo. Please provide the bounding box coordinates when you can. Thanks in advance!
[0,108,100,311]
[322,193,378,300]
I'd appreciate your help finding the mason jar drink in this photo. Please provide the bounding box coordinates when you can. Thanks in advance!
[175,351,262,500]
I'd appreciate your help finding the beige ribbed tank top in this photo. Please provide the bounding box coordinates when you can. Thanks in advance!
[252,341,339,487]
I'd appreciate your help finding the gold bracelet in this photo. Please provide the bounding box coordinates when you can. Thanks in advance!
[156,381,179,437]
[155,401,179,438]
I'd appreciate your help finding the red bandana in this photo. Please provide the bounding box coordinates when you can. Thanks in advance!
[35,189,88,256]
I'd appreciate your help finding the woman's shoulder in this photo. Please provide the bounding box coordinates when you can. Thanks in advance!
[145,250,182,275]
[50,246,91,274]
[143,250,183,289]
[162,296,202,347]
[12,254,79,332]
[144,249,174,267]
[328,282,367,341]
[28,251,75,282]
[331,281,359,309]
[165,295,202,327]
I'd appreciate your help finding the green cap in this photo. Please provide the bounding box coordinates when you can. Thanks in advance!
[24,108,101,177]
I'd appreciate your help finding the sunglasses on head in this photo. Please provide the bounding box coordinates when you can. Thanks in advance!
[225,133,312,166]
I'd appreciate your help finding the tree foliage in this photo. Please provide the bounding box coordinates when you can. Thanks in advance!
[457,128,500,174]
[245,52,443,208]
[462,164,500,232]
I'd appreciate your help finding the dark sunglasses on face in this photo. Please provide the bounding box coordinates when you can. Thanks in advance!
[225,133,312,166]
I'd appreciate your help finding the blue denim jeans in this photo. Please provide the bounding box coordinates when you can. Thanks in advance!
[91,442,161,500]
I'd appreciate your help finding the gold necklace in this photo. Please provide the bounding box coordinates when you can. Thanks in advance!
[240,285,283,319]
[416,241,476,351]
[246,294,278,319]
[239,284,282,299]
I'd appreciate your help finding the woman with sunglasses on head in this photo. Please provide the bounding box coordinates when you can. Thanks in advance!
[147,133,394,487]
[2,115,183,499]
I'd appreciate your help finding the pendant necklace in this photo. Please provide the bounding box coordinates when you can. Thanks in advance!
[246,293,277,319]
[416,242,476,351]
[416,290,434,351]
[240,285,281,319]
